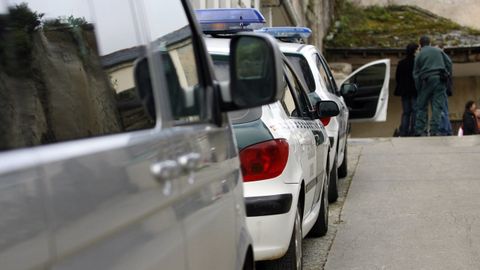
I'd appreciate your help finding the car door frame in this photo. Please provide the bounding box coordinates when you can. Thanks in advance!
[146,1,245,269]
[339,59,391,122]
[314,52,349,133]
[283,58,326,217]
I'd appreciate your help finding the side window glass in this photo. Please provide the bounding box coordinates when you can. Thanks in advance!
[0,0,201,152]
[284,65,312,117]
[315,54,335,94]
[142,0,202,124]
[285,54,316,92]
[321,54,339,93]
[0,1,155,152]
[347,63,387,87]
[281,81,297,117]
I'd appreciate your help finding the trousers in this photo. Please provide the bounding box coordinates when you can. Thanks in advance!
[415,75,447,136]
[400,96,416,136]
[438,95,452,136]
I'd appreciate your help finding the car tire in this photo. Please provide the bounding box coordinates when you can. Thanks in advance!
[328,158,339,203]
[262,207,303,270]
[338,140,348,178]
[242,248,254,270]
[308,173,329,237]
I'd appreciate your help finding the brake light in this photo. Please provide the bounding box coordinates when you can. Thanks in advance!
[240,139,289,182]
[321,117,331,126]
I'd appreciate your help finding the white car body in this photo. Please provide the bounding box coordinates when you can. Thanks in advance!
[280,42,390,181]
[206,37,331,262]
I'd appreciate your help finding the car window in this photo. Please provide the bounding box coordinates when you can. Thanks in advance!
[284,63,312,118]
[315,53,338,94]
[0,0,201,152]
[211,54,230,81]
[142,0,203,125]
[286,54,316,93]
[281,81,297,117]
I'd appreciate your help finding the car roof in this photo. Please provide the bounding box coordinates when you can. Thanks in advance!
[204,35,316,55]
[277,41,314,55]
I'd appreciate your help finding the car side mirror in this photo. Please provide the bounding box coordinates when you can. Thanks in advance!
[316,100,340,118]
[228,33,284,109]
[340,83,358,97]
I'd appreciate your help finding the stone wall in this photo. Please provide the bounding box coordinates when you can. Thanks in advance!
[289,0,335,49]
[352,0,480,30]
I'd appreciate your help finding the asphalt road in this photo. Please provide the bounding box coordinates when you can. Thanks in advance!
[304,136,480,270]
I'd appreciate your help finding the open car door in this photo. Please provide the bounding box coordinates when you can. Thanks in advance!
[340,59,390,122]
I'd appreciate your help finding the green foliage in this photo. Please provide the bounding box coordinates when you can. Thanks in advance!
[325,1,480,48]
[0,3,43,76]
[67,16,87,27]
[43,15,88,29]
[8,3,43,32]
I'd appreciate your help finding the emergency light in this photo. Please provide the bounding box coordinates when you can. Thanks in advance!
[195,8,265,34]
[256,27,312,42]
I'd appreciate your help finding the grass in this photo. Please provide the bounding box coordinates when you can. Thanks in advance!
[325,1,480,48]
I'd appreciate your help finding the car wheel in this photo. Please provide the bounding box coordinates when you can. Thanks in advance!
[262,207,303,270]
[338,140,348,178]
[308,173,329,237]
[328,158,339,203]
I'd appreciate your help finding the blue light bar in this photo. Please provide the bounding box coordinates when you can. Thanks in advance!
[256,27,312,40]
[195,8,266,34]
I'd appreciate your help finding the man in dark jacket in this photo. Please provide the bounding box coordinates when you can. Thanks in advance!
[413,35,453,136]
[395,43,419,136]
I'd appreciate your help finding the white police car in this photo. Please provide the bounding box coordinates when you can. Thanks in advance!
[258,27,390,202]
[196,9,339,269]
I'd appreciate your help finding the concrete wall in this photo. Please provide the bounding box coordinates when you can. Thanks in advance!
[352,0,480,30]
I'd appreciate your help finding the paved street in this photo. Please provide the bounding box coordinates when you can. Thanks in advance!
[304,136,480,270]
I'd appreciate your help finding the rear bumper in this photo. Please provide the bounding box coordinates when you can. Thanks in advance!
[244,181,300,261]
[245,194,292,217]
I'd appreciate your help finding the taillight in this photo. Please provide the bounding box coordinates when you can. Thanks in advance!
[321,117,331,126]
[240,139,289,182]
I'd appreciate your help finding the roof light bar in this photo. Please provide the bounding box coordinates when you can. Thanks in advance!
[256,27,312,42]
[195,8,266,34]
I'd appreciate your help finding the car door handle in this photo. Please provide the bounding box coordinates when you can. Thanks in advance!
[178,152,201,172]
[150,160,180,182]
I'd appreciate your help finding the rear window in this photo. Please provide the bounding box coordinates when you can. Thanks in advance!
[285,54,316,93]
[211,54,230,81]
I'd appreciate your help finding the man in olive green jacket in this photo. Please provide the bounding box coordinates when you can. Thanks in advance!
[413,36,452,136]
